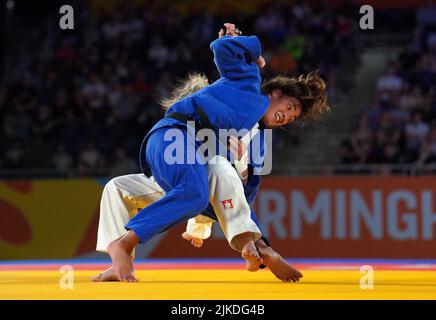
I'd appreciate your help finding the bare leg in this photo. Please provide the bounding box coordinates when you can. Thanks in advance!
[256,239,303,282]
[242,242,263,272]
[107,231,140,282]
[94,174,164,282]
[232,232,263,271]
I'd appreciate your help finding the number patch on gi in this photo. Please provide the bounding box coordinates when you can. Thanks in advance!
[221,199,234,209]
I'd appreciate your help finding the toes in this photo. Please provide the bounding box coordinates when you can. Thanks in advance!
[124,276,135,282]
[192,240,202,248]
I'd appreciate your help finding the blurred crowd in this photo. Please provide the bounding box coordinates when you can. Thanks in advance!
[0,0,355,177]
[340,8,436,173]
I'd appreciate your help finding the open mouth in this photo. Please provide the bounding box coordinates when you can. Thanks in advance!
[275,112,284,123]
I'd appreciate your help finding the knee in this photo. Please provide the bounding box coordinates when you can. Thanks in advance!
[103,177,123,195]
[104,177,118,190]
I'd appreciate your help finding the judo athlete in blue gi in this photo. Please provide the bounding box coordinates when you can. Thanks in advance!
[93,118,302,282]
[107,23,330,282]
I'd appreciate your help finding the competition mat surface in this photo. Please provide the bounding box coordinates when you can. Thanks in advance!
[1,259,436,300]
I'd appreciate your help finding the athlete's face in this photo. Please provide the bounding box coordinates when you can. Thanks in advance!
[262,90,302,127]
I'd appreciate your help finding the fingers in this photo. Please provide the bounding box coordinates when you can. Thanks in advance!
[223,23,236,34]
[256,56,266,69]
[228,136,246,161]
[228,142,240,160]
[222,23,242,37]
[228,136,239,152]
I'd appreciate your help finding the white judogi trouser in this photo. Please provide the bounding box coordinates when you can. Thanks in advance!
[96,156,261,253]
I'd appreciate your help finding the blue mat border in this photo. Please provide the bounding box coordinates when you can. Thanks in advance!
[1,258,436,265]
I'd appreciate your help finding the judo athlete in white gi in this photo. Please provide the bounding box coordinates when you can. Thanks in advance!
[94,129,302,282]
[96,156,261,255]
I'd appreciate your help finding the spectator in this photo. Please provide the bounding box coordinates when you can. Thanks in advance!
[78,142,103,171]
[81,73,107,111]
[1,1,354,177]
[405,111,430,147]
[399,84,424,111]
[339,140,358,164]
[269,47,297,74]
[377,66,403,92]
[52,144,74,173]
[380,143,401,164]
[111,85,139,121]
[418,125,436,165]
[108,148,138,178]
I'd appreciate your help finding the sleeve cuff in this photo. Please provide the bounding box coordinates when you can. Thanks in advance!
[186,218,213,240]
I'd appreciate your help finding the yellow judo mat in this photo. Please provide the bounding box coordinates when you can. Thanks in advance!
[1,261,436,300]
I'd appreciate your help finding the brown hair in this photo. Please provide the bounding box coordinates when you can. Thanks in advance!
[261,71,330,126]
[160,71,330,128]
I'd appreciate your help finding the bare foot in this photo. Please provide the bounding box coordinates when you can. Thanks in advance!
[91,260,136,282]
[91,266,119,282]
[257,245,303,282]
[182,232,203,248]
[107,236,138,282]
[241,241,263,272]
[245,260,261,272]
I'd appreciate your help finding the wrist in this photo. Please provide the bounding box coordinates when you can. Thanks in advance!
[234,155,248,179]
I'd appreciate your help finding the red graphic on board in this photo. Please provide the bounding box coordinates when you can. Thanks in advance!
[0,198,32,245]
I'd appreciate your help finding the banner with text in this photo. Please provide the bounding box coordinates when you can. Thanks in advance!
[1,177,435,260]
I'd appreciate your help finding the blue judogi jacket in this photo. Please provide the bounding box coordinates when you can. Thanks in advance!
[171,35,268,131]
[141,35,269,149]
[140,35,270,232]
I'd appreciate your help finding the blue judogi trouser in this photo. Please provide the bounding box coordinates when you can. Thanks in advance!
[125,126,210,243]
